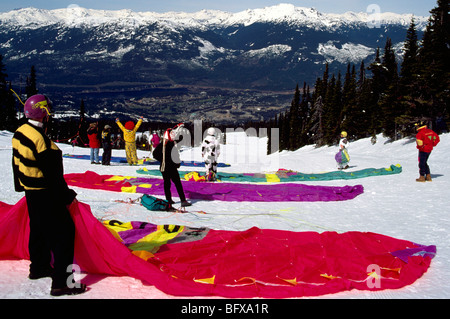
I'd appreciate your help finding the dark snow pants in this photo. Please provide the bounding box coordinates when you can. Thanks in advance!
[162,168,187,202]
[25,189,75,289]
[418,151,431,176]
[102,142,112,165]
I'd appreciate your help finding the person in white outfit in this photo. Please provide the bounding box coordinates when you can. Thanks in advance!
[337,131,350,170]
[201,128,221,181]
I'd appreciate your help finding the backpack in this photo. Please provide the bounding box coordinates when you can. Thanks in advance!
[141,194,171,211]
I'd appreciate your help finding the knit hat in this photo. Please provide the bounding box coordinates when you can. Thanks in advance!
[125,121,135,130]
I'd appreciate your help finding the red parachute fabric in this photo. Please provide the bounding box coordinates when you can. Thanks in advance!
[0,198,435,298]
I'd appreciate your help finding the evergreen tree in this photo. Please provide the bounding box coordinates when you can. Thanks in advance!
[381,38,399,86]
[321,63,329,99]
[0,54,8,130]
[267,115,277,155]
[379,37,400,139]
[367,48,384,133]
[288,84,301,150]
[309,96,325,146]
[5,82,17,132]
[341,64,358,138]
[322,73,343,144]
[298,82,311,147]
[79,99,86,120]
[393,17,424,136]
[26,65,38,98]
[0,55,17,131]
[418,0,450,120]
[356,60,374,138]
[78,99,88,147]
[399,18,421,119]
[401,18,420,86]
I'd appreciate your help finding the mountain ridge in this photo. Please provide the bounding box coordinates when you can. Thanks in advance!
[0,4,429,30]
[0,4,429,123]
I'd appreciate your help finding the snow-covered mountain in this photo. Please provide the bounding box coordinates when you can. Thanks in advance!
[0,4,427,30]
[0,4,428,91]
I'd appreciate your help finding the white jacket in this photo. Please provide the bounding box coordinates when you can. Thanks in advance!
[339,138,349,150]
[202,135,220,160]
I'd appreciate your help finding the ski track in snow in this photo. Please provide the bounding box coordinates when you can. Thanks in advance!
[0,130,449,299]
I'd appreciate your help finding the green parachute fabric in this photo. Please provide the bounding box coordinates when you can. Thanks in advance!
[136,164,402,183]
[0,198,436,298]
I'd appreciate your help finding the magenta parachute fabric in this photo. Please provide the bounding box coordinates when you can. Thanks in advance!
[0,198,436,298]
[65,171,364,202]
[0,199,30,259]
[135,177,364,202]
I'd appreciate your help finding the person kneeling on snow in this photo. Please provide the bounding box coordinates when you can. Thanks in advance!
[153,124,192,208]
[415,121,440,182]
[202,127,221,181]
[116,117,143,165]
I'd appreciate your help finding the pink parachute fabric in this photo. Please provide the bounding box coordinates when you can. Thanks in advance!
[0,198,436,298]
[64,171,364,202]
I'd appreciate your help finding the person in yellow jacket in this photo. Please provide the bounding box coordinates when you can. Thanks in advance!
[116,116,143,165]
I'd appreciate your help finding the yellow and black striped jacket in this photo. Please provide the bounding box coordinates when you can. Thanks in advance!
[12,123,74,203]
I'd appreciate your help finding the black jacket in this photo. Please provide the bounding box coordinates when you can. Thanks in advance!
[153,141,181,172]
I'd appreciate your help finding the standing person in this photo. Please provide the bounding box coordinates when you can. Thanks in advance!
[149,130,161,153]
[415,121,440,182]
[116,117,143,165]
[336,131,350,170]
[87,122,100,164]
[101,125,112,166]
[201,127,221,181]
[12,94,86,297]
[153,124,191,207]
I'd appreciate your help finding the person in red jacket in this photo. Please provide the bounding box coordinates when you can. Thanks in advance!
[87,122,101,164]
[415,121,440,182]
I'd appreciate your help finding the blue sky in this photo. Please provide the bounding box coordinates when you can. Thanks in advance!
[0,0,437,16]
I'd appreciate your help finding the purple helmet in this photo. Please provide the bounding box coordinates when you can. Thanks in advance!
[24,94,52,120]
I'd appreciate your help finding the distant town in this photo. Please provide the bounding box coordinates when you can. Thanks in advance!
[51,85,293,125]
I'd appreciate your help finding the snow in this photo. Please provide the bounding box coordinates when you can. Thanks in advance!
[317,41,375,64]
[0,4,430,30]
[0,129,449,299]
[244,44,292,58]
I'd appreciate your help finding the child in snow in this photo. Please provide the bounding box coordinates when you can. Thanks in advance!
[116,117,143,165]
[87,122,101,164]
[101,125,112,165]
[153,124,192,208]
[415,121,440,182]
[201,127,221,181]
[336,131,350,170]
[12,94,86,296]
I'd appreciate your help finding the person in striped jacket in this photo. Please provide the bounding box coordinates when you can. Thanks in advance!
[12,94,86,297]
